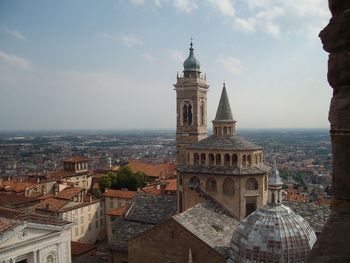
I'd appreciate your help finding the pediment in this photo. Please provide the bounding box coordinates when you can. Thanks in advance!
[0,223,59,248]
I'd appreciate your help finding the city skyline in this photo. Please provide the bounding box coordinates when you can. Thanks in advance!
[0,0,331,130]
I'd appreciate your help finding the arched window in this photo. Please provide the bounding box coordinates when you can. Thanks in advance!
[259,153,262,163]
[46,253,56,263]
[200,101,205,126]
[183,104,188,124]
[189,176,200,189]
[224,127,227,135]
[223,178,234,196]
[246,178,258,190]
[242,155,247,167]
[232,154,238,167]
[216,154,221,166]
[182,101,193,126]
[193,153,199,165]
[206,177,217,193]
[224,154,230,166]
[247,155,252,167]
[209,154,215,165]
[264,175,267,190]
[200,153,206,165]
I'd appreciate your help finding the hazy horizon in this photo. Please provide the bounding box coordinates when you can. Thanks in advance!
[0,0,331,130]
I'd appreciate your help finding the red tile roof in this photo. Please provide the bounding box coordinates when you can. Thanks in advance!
[102,189,137,199]
[107,205,128,217]
[56,187,84,200]
[0,193,39,207]
[128,160,176,178]
[0,206,69,228]
[34,197,69,211]
[0,180,37,193]
[71,241,97,256]
[141,179,177,196]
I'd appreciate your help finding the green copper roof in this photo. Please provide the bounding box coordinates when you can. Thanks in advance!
[214,83,234,121]
[183,42,200,72]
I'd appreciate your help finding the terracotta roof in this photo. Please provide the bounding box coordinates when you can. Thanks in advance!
[63,157,90,163]
[0,206,69,228]
[128,160,176,178]
[0,217,17,233]
[103,189,137,199]
[141,179,177,196]
[56,187,84,200]
[0,180,37,193]
[71,241,97,256]
[162,179,177,192]
[34,197,69,211]
[0,193,39,207]
[107,205,128,217]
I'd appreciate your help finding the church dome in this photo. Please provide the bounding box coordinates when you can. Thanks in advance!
[229,159,317,263]
[183,42,200,72]
[229,204,316,263]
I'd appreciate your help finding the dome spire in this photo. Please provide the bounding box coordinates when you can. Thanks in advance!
[268,156,283,205]
[183,38,201,73]
[214,83,234,121]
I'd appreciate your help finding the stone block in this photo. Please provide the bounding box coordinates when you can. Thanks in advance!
[319,12,350,53]
[331,133,350,199]
[329,91,350,129]
[329,0,350,16]
[328,52,350,87]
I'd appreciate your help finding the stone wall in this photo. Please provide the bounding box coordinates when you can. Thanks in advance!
[307,1,350,262]
[128,218,226,263]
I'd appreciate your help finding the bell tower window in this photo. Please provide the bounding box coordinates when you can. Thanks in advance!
[200,101,205,126]
[182,101,193,126]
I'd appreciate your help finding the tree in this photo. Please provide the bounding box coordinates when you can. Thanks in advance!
[99,166,149,191]
[99,175,112,192]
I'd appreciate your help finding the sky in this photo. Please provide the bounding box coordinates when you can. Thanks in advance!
[0,0,332,130]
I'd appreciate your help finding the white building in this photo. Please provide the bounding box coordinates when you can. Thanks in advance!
[0,206,72,263]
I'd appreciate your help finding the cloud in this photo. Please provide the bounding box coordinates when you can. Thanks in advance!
[119,33,143,48]
[217,57,243,74]
[129,0,145,6]
[142,53,156,62]
[169,49,185,63]
[174,0,198,13]
[97,32,112,39]
[207,0,235,17]
[0,51,31,69]
[0,26,26,41]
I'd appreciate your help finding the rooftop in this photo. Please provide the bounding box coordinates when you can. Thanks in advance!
[56,187,84,200]
[177,163,270,176]
[128,160,176,178]
[102,189,137,199]
[187,134,262,151]
[173,199,240,258]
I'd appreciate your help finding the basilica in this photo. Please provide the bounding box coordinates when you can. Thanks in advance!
[122,42,319,263]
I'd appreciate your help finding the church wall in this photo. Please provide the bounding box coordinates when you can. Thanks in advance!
[128,218,226,263]
[181,171,267,220]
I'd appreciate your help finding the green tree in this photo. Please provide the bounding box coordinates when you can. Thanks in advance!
[99,175,112,192]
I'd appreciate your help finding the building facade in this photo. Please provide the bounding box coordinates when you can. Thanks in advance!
[0,207,72,263]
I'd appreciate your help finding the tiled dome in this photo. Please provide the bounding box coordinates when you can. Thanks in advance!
[183,42,200,72]
[229,159,317,263]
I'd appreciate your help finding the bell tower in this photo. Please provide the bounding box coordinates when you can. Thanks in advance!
[174,41,209,165]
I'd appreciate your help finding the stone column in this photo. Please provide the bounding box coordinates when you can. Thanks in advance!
[307,1,350,262]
